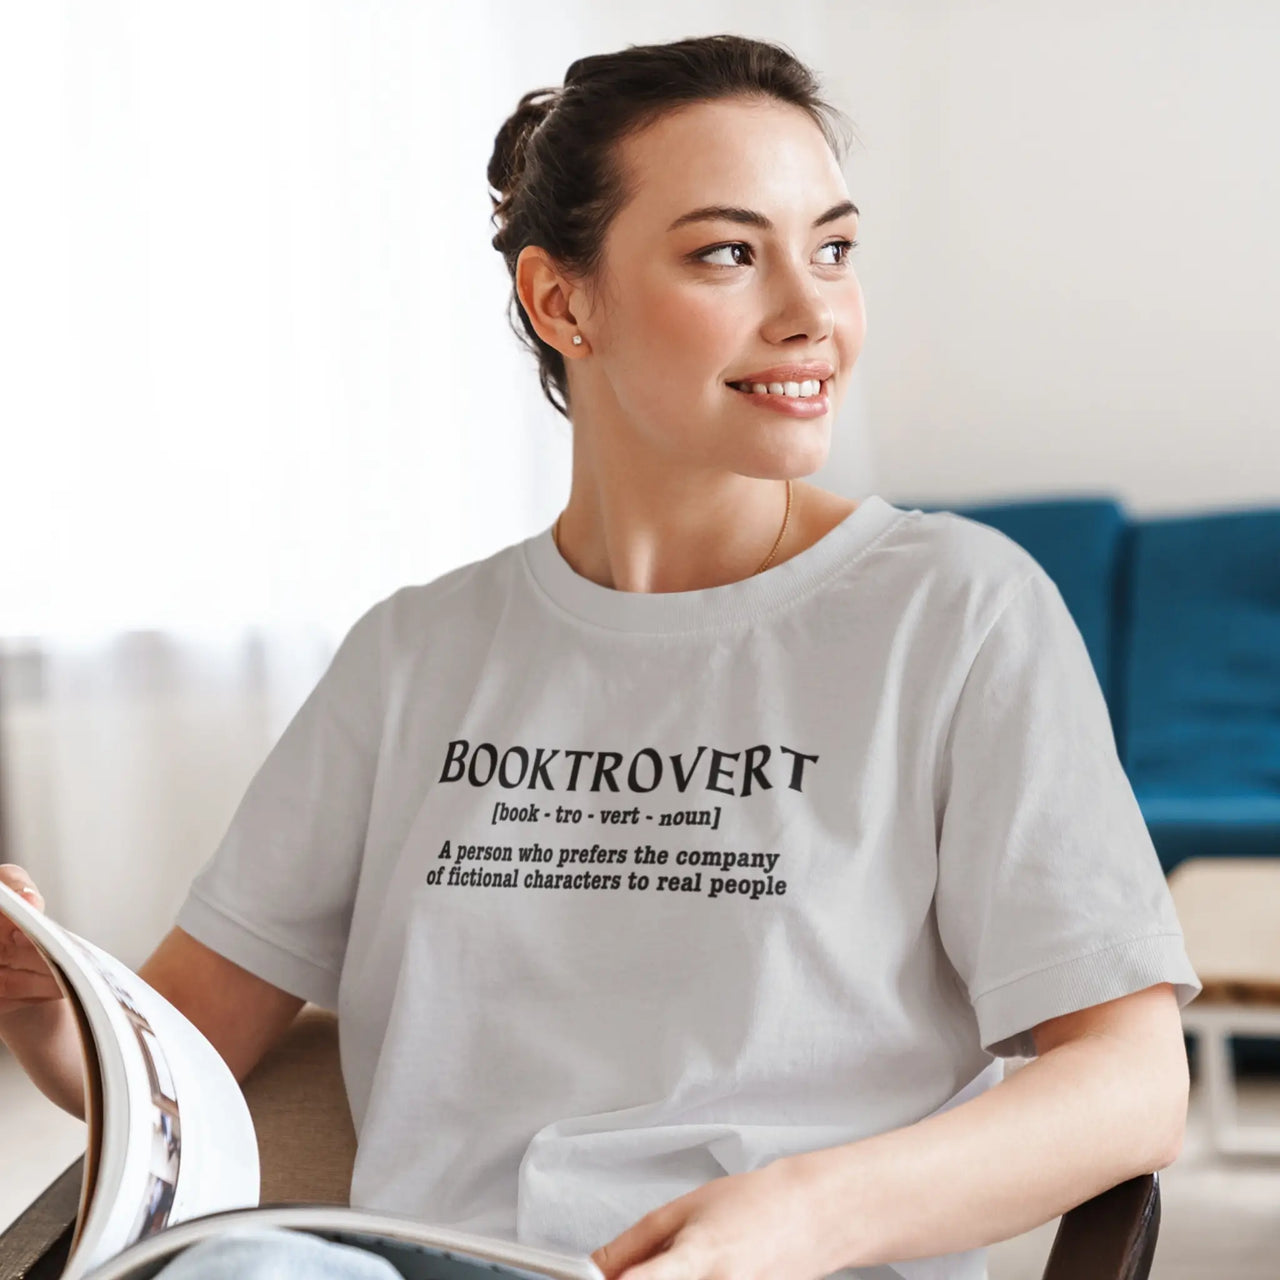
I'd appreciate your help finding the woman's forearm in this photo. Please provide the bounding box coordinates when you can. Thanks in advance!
[783,1035,1186,1273]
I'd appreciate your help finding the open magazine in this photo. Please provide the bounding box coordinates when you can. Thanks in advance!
[0,883,605,1280]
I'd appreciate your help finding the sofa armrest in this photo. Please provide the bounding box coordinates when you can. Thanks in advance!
[0,1153,82,1280]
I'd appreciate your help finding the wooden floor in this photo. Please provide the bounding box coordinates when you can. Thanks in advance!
[3,1050,1279,1278]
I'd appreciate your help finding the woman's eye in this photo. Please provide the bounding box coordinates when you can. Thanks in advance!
[821,238,858,265]
[696,243,752,267]
[694,239,858,268]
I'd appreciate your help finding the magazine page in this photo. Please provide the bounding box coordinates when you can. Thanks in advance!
[68,937,261,1233]
[0,911,107,1259]
[80,1204,607,1280]
[0,884,259,1280]
[57,974,106,1255]
[0,882,149,1273]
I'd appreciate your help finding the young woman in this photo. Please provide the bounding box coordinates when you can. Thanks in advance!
[0,34,1199,1280]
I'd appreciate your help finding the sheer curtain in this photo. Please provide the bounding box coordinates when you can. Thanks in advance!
[0,1,851,964]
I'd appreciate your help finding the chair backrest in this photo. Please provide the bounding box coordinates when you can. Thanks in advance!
[1042,1171,1160,1280]
[238,1003,356,1205]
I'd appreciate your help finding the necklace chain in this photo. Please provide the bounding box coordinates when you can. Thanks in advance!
[551,479,793,577]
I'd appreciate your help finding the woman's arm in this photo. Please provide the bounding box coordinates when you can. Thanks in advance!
[592,982,1188,1280]
[792,981,1188,1274]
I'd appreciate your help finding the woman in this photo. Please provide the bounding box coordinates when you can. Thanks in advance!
[0,34,1200,1280]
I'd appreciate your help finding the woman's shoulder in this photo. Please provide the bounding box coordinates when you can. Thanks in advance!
[922,509,1041,586]
[811,489,1047,645]
[801,481,1042,593]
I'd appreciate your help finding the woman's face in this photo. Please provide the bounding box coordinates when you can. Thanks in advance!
[568,95,864,479]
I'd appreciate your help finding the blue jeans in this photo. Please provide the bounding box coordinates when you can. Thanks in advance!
[152,1227,403,1278]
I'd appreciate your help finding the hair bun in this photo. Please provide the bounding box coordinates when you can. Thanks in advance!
[488,87,560,205]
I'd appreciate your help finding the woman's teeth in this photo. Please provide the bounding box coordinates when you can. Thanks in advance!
[729,379,824,398]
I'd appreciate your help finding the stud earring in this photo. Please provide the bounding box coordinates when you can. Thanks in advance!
[571,334,583,345]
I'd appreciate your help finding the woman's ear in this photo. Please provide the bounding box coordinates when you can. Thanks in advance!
[516,245,588,356]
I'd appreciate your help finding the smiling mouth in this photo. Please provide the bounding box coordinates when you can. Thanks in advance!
[726,377,832,396]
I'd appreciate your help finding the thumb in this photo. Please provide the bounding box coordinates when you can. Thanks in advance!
[592,1213,679,1280]
[0,864,45,912]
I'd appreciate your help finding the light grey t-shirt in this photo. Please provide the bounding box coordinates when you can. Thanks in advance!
[176,495,1201,1280]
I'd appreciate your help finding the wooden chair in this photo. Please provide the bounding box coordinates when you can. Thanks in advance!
[0,1006,1162,1280]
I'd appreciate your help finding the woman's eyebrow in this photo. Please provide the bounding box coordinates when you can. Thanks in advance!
[666,199,859,233]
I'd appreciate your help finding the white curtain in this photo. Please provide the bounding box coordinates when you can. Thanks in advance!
[0,1,855,965]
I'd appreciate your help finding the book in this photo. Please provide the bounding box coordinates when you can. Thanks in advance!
[0,882,605,1280]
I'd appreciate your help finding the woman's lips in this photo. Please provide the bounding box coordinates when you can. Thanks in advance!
[726,377,832,417]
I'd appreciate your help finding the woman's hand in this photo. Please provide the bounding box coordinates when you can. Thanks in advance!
[0,865,62,1018]
[590,1157,834,1280]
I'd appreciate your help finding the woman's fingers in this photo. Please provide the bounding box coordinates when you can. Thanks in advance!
[0,885,61,1013]
[2,928,56,973]
[0,965,61,1001]
[0,962,64,1015]
[0,869,62,1016]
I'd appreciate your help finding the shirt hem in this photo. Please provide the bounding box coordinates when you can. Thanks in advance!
[175,889,342,1011]
[971,931,1202,1058]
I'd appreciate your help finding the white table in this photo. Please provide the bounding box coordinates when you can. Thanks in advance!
[1169,856,1280,1156]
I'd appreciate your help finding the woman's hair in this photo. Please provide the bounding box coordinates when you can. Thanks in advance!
[486,34,855,420]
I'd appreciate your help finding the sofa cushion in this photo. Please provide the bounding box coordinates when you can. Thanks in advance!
[1119,505,1280,813]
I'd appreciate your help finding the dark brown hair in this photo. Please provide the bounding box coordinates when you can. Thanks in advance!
[487,34,855,420]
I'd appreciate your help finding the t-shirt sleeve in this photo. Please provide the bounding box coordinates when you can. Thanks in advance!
[174,600,387,1011]
[933,566,1202,1059]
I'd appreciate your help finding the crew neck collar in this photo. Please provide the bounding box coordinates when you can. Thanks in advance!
[520,494,907,634]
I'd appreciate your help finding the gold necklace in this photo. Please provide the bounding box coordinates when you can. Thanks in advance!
[552,479,793,577]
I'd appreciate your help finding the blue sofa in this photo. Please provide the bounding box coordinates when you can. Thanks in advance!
[903,492,1280,1071]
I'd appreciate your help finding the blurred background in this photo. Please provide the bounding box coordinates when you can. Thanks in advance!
[1,2,1277,1276]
